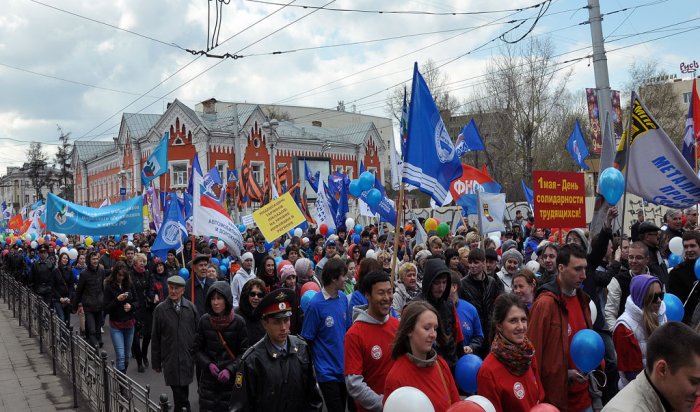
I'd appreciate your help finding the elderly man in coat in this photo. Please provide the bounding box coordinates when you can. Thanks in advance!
[151,275,199,412]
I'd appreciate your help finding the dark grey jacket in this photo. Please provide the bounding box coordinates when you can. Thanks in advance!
[151,297,199,386]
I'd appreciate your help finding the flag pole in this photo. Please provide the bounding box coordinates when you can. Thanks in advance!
[390,182,405,289]
[619,94,635,237]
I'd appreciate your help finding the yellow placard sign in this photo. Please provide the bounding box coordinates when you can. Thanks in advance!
[252,193,306,241]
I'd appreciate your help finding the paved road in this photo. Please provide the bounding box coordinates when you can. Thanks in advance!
[0,304,91,412]
[68,313,200,411]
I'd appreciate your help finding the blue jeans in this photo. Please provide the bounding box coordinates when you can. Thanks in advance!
[110,326,135,372]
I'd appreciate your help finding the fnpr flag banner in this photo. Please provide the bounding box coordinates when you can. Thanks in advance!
[46,193,144,236]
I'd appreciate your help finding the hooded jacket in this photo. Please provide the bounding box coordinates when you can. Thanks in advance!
[345,305,399,412]
[668,257,700,324]
[572,226,613,332]
[231,255,256,311]
[459,267,504,354]
[194,281,248,412]
[527,278,593,411]
[415,259,463,368]
[237,281,266,346]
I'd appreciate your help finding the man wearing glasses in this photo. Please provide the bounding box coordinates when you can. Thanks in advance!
[638,222,669,286]
[605,242,652,332]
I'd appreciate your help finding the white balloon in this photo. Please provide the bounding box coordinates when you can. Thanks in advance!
[365,249,376,259]
[284,239,291,247]
[525,260,540,273]
[384,387,434,412]
[68,249,78,260]
[294,228,303,238]
[345,218,355,230]
[59,247,68,256]
[465,395,496,412]
[30,241,37,249]
[217,240,225,250]
[589,300,597,324]
[669,236,684,256]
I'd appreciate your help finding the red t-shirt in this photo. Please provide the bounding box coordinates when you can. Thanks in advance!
[563,293,591,412]
[384,355,460,412]
[613,324,643,373]
[476,353,545,412]
[344,316,400,412]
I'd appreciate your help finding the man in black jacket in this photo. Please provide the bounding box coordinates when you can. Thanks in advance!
[230,289,323,412]
[29,244,55,304]
[669,231,700,325]
[639,221,669,286]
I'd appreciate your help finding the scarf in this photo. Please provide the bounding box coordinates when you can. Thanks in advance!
[210,310,235,331]
[491,332,535,376]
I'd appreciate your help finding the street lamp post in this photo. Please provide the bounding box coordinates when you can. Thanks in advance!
[262,119,279,184]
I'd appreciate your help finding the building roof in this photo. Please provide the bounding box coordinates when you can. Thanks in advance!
[123,113,161,140]
[276,120,377,147]
[195,103,257,133]
[74,141,115,162]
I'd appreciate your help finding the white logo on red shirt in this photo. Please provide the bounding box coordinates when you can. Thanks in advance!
[371,345,382,360]
[513,382,525,400]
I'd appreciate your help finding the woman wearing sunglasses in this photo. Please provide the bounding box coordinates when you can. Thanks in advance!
[237,279,267,346]
[613,274,667,389]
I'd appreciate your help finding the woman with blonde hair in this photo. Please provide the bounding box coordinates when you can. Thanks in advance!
[613,274,667,389]
[392,262,421,316]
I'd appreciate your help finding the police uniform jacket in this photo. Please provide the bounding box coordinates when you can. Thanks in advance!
[229,334,322,412]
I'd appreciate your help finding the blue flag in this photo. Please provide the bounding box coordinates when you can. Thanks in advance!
[334,178,349,229]
[304,161,320,193]
[454,119,485,157]
[152,198,188,260]
[403,63,463,205]
[327,171,347,198]
[566,120,590,170]
[521,179,534,212]
[187,154,203,196]
[455,181,502,216]
[141,132,169,187]
[46,193,143,236]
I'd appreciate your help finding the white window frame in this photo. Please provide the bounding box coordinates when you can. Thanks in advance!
[251,161,265,186]
[216,160,228,183]
[346,166,354,179]
[170,160,190,188]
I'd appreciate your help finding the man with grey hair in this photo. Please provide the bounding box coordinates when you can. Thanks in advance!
[684,206,698,231]
[662,209,684,240]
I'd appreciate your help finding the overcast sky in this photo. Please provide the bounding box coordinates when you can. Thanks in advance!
[0,0,697,174]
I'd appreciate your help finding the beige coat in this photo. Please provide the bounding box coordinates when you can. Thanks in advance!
[602,370,665,412]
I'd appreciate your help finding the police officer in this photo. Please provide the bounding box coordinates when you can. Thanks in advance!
[230,288,323,412]
[30,244,55,304]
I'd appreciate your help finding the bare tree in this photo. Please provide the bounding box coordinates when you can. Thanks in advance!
[624,61,685,144]
[54,125,74,200]
[464,37,580,199]
[24,142,52,201]
[385,59,460,122]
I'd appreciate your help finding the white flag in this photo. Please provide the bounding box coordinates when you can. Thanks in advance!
[314,184,337,229]
[477,192,506,234]
[193,171,243,257]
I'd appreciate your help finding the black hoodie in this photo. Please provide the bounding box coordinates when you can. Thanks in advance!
[416,258,463,368]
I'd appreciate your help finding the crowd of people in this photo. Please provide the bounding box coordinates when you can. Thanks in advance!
[2,204,700,412]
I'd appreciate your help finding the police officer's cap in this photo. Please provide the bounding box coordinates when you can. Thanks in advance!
[254,288,295,319]
[37,244,49,253]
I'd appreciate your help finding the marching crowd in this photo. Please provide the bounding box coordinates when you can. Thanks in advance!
[2,205,700,412]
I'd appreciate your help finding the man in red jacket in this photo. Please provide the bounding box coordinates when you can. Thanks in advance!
[528,243,594,412]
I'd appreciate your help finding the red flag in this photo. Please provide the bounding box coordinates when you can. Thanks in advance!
[8,214,23,231]
[693,79,700,142]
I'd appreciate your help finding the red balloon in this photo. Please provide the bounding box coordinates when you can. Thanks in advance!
[446,401,486,412]
[319,223,328,236]
[300,282,321,295]
[50,241,56,248]
[434,217,440,225]
[530,403,560,412]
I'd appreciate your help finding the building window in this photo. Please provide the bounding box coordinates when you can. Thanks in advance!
[346,166,354,179]
[216,161,228,183]
[684,92,692,104]
[171,161,189,187]
[251,161,265,185]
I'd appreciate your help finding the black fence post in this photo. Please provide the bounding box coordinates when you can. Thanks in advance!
[18,289,22,326]
[159,393,170,412]
[68,326,78,409]
[50,307,56,375]
[101,350,110,412]
[27,291,32,338]
[38,304,44,354]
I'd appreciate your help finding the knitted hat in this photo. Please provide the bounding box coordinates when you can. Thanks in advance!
[279,263,297,283]
[630,274,660,308]
[501,239,518,253]
[501,248,523,267]
[241,252,254,262]
[295,257,314,279]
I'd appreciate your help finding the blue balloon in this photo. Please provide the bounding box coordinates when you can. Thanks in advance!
[44,235,50,242]
[349,179,362,198]
[326,227,335,237]
[359,171,374,192]
[366,188,382,206]
[211,257,219,266]
[454,354,482,393]
[352,234,360,244]
[668,253,683,268]
[15,239,21,245]
[238,224,246,233]
[178,268,190,281]
[275,256,283,264]
[219,264,228,274]
[570,329,605,374]
[664,293,684,321]
[354,224,363,234]
[695,259,700,280]
[301,290,317,312]
[599,167,625,205]
[221,258,230,267]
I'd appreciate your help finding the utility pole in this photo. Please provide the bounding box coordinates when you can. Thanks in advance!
[587,0,613,159]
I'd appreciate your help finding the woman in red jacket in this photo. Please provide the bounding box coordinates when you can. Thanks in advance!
[383,301,460,412]
[477,294,544,412]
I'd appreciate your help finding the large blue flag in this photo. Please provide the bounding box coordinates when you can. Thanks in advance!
[46,193,143,236]
[521,179,534,212]
[187,154,203,196]
[403,63,463,205]
[304,160,320,193]
[141,132,169,187]
[454,119,485,157]
[566,119,590,170]
[152,198,188,260]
